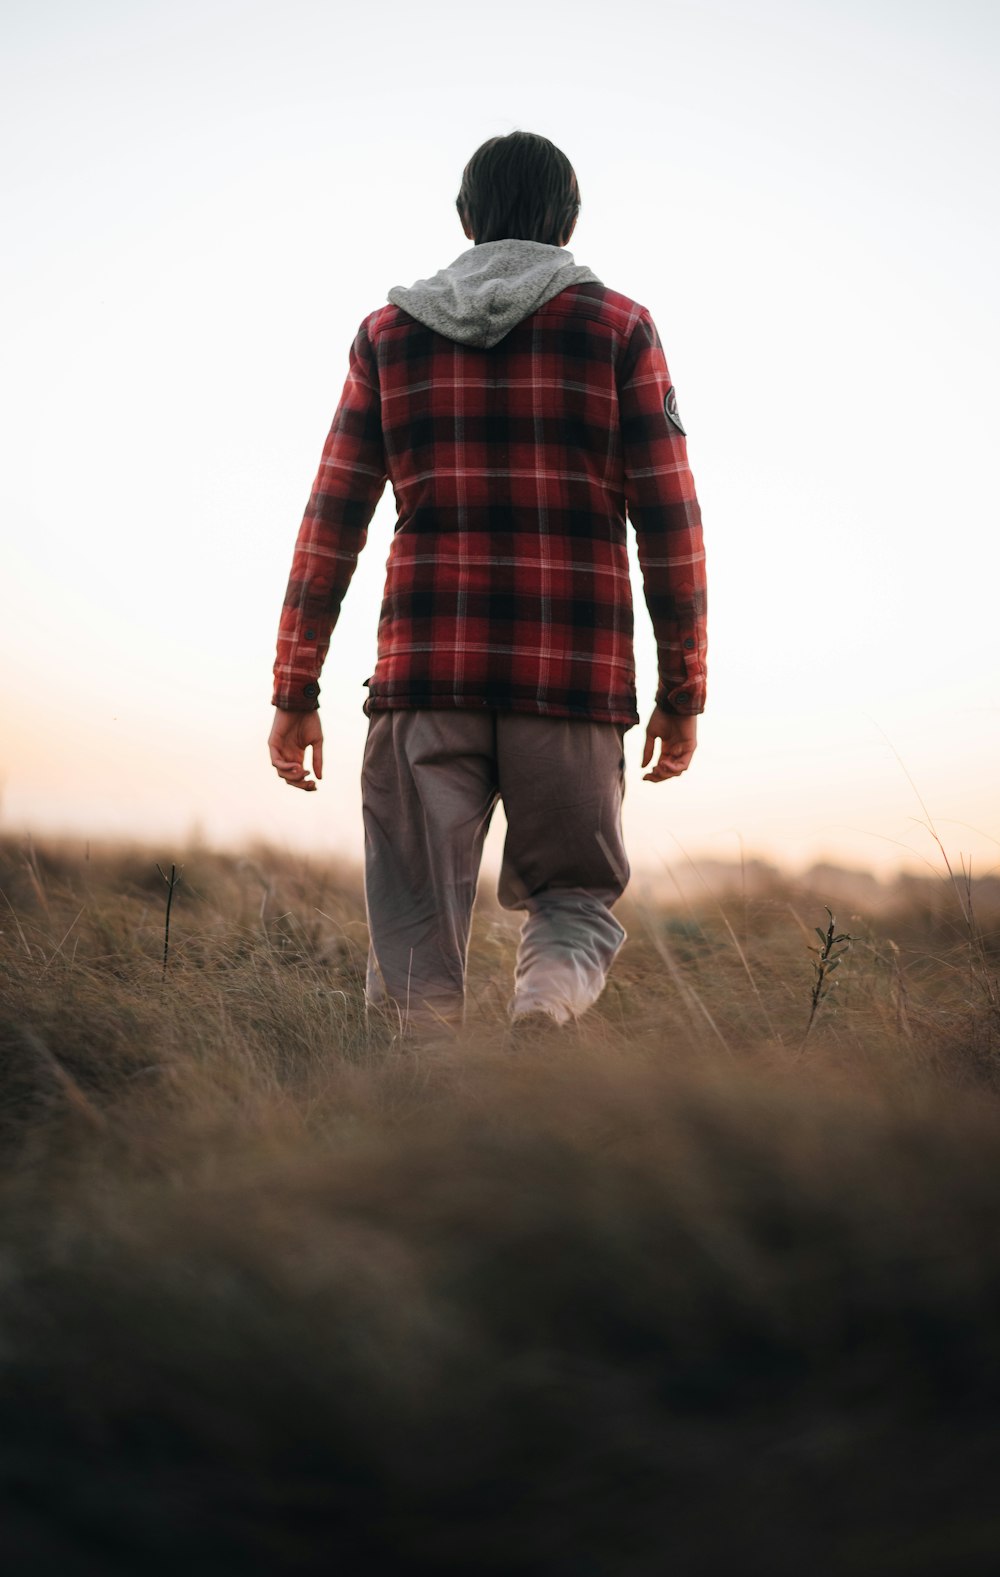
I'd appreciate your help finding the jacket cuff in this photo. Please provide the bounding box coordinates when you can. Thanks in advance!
[272,679,321,711]
[655,680,705,715]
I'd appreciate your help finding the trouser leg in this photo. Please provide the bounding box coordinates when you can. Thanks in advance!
[361,710,499,1033]
[495,715,630,1025]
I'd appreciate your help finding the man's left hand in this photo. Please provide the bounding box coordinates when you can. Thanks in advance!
[268,708,324,792]
[642,707,697,782]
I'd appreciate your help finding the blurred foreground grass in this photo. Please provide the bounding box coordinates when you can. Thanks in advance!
[1,832,999,1575]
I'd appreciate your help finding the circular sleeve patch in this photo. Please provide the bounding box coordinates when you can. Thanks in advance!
[664,385,687,435]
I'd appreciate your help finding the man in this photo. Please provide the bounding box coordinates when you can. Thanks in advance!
[269,131,707,1036]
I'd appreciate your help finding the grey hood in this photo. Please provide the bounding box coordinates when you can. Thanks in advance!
[387,238,603,349]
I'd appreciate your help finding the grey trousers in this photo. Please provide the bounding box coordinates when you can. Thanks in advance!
[361,709,630,1032]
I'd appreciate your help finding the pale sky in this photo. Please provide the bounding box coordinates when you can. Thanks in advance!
[2,0,998,883]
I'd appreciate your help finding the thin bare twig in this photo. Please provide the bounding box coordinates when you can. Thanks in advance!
[156,863,183,995]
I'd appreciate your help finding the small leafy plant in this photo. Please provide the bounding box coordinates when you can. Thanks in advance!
[803,906,853,1044]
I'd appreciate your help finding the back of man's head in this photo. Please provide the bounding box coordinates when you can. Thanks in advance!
[456,131,580,248]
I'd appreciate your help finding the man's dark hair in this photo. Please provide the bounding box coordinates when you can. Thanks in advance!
[456,131,580,247]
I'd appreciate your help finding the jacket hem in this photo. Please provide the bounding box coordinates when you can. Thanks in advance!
[362,693,640,728]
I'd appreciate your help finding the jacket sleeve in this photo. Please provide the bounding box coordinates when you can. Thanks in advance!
[617,309,707,716]
[272,318,388,712]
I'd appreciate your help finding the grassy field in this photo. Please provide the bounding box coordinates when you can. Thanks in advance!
[1,831,999,1574]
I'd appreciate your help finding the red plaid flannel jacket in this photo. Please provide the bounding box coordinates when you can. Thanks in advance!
[272,283,707,727]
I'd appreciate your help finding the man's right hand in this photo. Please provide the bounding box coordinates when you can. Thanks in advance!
[268,708,324,792]
[642,707,697,782]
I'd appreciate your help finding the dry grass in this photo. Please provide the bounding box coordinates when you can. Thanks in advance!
[1,831,1000,1574]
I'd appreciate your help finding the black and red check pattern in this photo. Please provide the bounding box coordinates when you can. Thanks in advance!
[273,283,707,726]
